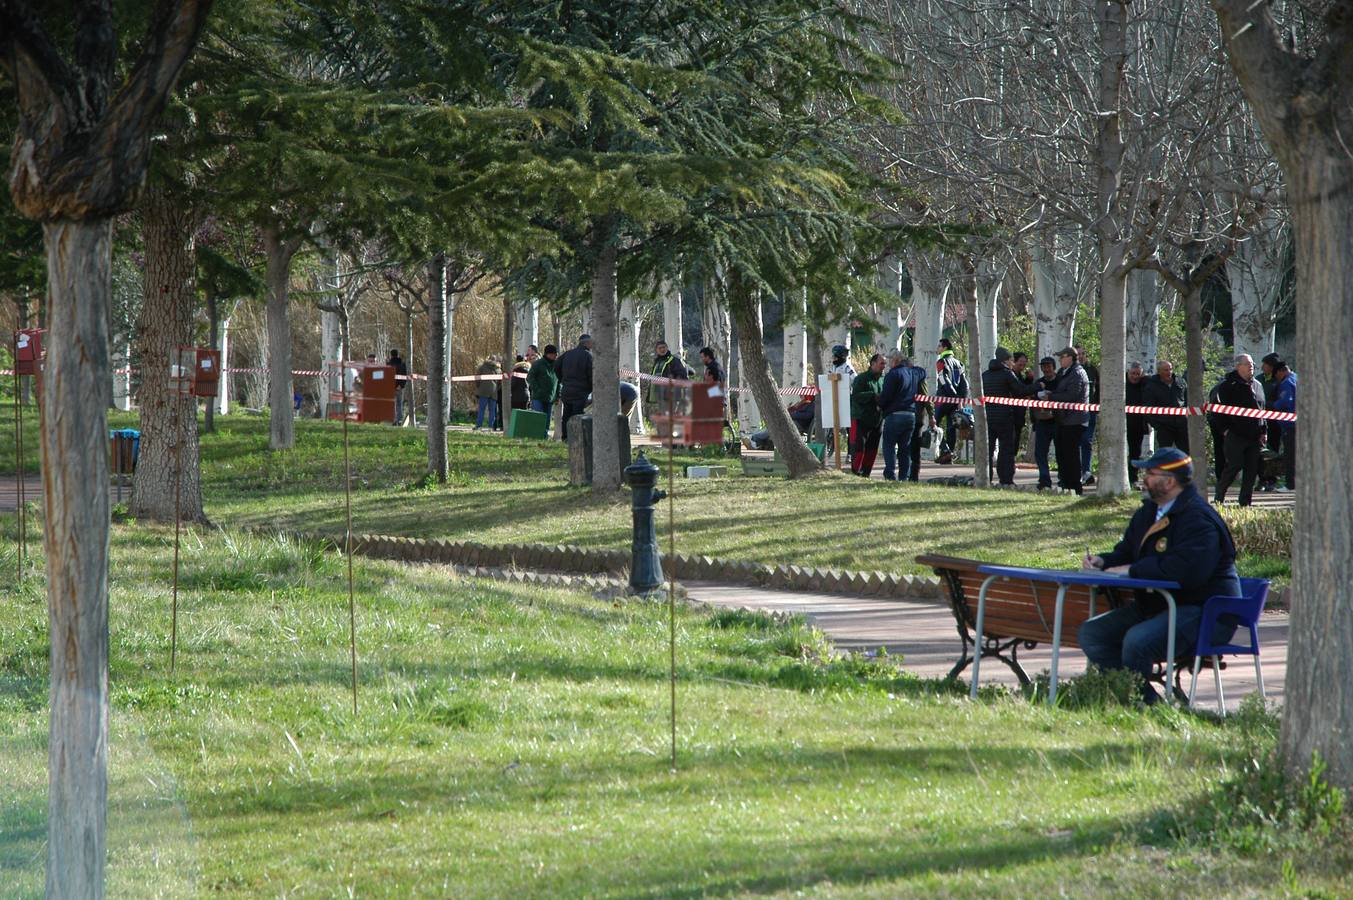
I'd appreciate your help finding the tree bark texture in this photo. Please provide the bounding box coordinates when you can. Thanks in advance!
[264,226,301,450]
[662,283,684,360]
[961,261,990,488]
[1229,221,1286,361]
[1092,0,1130,497]
[618,296,645,434]
[735,296,762,434]
[131,189,204,522]
[515,298,539,357]
[781,289,807,404]
[589,244,623,492]
[908,255,946,359]
[203,287,218,432]
[700,285,731,380]
[1030,235,1079,361]
[218,312,233,416]
[1182,286,1211,488]
[42,219,114,900]
[501,295,513,428]
[426,254,448,481]
[1125,268,1162,370]
[729,272,819,477]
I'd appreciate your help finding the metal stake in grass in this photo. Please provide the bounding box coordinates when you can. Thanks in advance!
[667,384,677,771]
[341,369,359,714]
[13,340,24,582]
[170,290,183,673]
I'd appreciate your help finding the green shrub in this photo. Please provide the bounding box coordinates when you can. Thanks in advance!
[1028,665,1143,709]
[1221,506,1292,560]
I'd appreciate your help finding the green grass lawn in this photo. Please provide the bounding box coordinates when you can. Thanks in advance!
[143,414,1286,581]
[1,525,1344,896]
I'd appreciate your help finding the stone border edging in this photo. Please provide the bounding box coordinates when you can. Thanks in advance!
[251,528,944,602]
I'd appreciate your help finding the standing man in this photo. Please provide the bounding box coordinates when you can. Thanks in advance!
[1033,356,1059,490]
[827,344,856,378]
[1040,347,1089,494]
[849,353,886,477]
[555,334,593,441]
[1010,352,1035,457]
[1078,448,1241,705]
[1077,346,1101,485]
[1258,353,1283,490]
[1213,353,1266,506]
[1125,362,1150,486]
[473,355,502,430]
[981,347,1041,486]
[878,351,926,481]
[699,346,727,429]
[934,337,969,464]
[1142,359,1189,451]
[386,348,408,425]
[527,344,560,437]
[647,339,688,419]
[1271,359,1297,493]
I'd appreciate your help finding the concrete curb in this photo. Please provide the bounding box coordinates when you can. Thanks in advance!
[249,527,945,602]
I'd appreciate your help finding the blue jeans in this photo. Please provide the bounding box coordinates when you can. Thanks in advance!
[880,410,916,481]
[531,399,551,437]
[1078,602,1236,702]
[1033,420,1056,487]
[1080,412,1097,479]
[475,397,498,429]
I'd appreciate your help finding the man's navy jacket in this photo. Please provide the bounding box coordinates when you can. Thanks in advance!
[1099,483,1241,614]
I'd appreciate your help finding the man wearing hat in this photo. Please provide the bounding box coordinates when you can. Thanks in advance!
[1039,347,1090,494]
[555,334,594,440]
[981,346,1041,485]
[1078,447,1241,704]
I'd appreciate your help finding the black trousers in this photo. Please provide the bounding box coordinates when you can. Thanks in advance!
[1215,431,1262,505]
[1282,428,1295,488]
[1208,417,1227,482]
[908,414,924,482]
[1127,419,1148,484]
[987,420,1019,485]
[1153,420,1190,453]
[1054,423,1086,493]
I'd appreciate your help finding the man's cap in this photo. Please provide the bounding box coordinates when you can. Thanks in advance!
[1131,447,1193,478]
[1056,346,1076,358]
[1039,356,1056,366]
[832,344,848,356]
[994,347,1012,362]
[579,333,592,343]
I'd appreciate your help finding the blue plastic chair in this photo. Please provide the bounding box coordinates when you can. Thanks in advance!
[1187,577,1269,713]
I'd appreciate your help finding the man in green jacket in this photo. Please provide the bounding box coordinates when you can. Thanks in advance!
[527,345,560,437]
[850,353,886,476]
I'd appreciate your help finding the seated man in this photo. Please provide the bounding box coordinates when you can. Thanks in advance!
[744,395,815,450]
[1078,447,1241,703]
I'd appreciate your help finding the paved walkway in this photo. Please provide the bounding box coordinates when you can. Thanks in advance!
[686,582,1287,709]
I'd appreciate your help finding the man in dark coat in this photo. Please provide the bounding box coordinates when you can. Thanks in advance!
[1142,359,1189,451]
[386,348,409,424]
[555,334,593,440]
[933,337,969,462]
[981,347,1041,486]
[1040,347,1089,494]
[849,353,886,477]
[527,345,560,438]
[1125,362,1149,485]
[1213,353,1267,506]
[1079,448,1241,703]
[647,339,688,419]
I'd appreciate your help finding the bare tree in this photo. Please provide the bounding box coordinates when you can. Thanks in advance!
[1213,0,1353,791]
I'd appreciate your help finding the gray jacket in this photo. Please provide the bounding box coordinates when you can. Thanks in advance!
[1049,363,1090,427]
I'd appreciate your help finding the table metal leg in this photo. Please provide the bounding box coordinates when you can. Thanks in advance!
[1160,590,1178,706]
[970,574,1000,700]
[1047,584,1069,706]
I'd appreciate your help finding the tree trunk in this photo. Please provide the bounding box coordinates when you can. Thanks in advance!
[42,218,114,900]
[1092,0,1130,497]
[264,226,301,450]
[1182,285,1210,490]
[318,251,341,421]
[730,272,820,477]
[1230,219,1286,361]
[501,295,513,429]
[427,253,448,482]
[218,310,233,417]
[515,297,539,357]
[203,287,218,433]
[619,296,645,433]
[781,288,808,405]
[589,243,623,491]
[1279,159,1353,788]
[909,257,947,359]
[1126,268,1162,370]
[404,307,415,427]
[962,260,990,488]
[700,283,731,376]
[444,288,456,422]
[1030,233,1079,361]
[663,282,684,359]
[130,189,204,523]
[736,296,762,434]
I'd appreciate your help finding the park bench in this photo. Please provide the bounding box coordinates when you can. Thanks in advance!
[915,553,1128,686]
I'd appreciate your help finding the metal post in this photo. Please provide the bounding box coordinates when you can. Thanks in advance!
[1046,584,1069,705]
[969,574,999,699]
[343,372,358,714]
[13,345,23,582]
[668,385,677,771]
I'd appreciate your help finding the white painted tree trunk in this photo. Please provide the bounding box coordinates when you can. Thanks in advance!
[662,282,683,357]
[444,292,455,421]
[1030,234,1079,360]
[909,259,947,360]
[618,296,644,434]
[427,254,448,481]
[1230,221,1286,361]
[978,272,1000,358]
[111,332,132,411]
[218,315,232,416]
[820,319,850,374]
[781,289,807,408]
[700,284,731,375]
[318,253,341,421]
[42,219,113,900]
[963,263,991,488]
[737,295,762,433]
[590,243,623,492]
[1125,267,1162,370]
[515,297,539,357]
[879,255,906,351]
